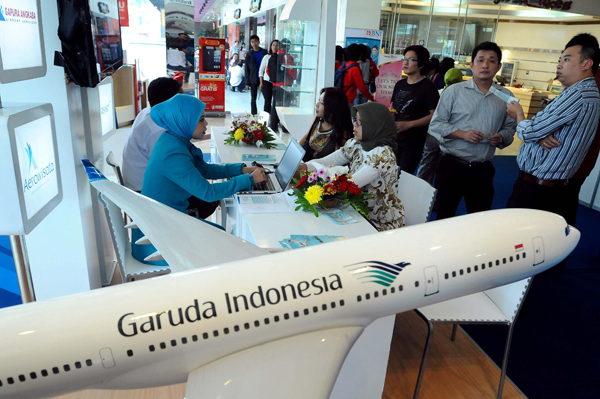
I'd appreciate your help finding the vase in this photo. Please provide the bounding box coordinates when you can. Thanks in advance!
[318,199,339,209]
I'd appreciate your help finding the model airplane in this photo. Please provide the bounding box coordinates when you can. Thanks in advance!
[0,160,579,399]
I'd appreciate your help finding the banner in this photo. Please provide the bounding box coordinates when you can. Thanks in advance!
[198,37,226,113]
[344,28,383,66]
[118,0,129,27]
[375,54,403,107]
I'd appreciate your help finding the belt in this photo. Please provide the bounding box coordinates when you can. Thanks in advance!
[519,171,569,187]
[443,153,492,167]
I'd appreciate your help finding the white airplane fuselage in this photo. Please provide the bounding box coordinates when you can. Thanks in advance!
[0,209,578,399]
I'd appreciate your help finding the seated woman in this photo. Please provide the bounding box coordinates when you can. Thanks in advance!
[132,94,266,264]
[297,102,405,231]
[299,87,353,162]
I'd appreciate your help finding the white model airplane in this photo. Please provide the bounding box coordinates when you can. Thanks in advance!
[0,160,579,399]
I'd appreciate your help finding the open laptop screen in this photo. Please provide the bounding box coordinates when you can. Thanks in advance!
[274,139,305,190]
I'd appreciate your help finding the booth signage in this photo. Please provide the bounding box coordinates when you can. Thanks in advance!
[375,55,403,107]
[525,0,572,11]
[0,0,43,71]
[118,0,129,27]
[198,38,226,113]
[99,82,116,136]
[234,9,241,19]
[345,28,383,66]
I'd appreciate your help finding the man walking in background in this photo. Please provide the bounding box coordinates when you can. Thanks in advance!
[245,35,267,115]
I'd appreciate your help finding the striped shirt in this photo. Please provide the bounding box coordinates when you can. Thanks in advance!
[429,78,516,162]
[516,77,600,180]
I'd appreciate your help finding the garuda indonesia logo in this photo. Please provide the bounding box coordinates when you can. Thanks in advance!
[0,6,6,22]
[346,261,410,287]
[25,143,37,171]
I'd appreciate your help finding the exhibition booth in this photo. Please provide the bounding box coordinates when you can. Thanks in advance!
[1,0,600,398]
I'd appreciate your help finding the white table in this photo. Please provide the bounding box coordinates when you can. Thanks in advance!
[210,126,289,165]
[211,135,395,399]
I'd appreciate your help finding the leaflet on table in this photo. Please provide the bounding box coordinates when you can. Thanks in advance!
[279,235,348,249]
[318,208,358,225]
[241,154,277,162]
[489,85,520,104]
[273,143,288,150]
[236,190,297,213]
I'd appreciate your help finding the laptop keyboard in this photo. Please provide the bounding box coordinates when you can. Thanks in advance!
[254,178,276,191]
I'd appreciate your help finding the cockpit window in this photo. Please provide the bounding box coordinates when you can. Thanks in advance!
[565,226,570,236]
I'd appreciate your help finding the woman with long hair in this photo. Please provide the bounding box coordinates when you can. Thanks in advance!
[299,87,353,161]
[258,39,280,115]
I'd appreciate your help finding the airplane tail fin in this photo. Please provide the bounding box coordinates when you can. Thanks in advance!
[81,160,269,271]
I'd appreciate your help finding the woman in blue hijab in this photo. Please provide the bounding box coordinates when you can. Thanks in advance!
[132,94,266,264]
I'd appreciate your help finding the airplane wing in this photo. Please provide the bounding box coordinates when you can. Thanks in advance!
[185,327,364,399]
[82,160,269,271]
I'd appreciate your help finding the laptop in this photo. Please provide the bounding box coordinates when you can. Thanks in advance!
[238,138,306,194]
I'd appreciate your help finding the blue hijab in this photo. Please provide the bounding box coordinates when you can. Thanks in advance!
[150,94,206,140]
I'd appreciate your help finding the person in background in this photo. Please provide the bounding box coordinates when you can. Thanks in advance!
[299,87,353,162]
[390,45,439,174]
[296,102,404,231]
[239,42,247,60]
[342,44,374,107]
[167,47,193,83]
[432,57,456,90]
[355,44,380,105]
[430,41,515,220]
[506,33,600,228]
[416,68,464,185]
[229,53,239,67]
[371,44,380,65]
[122,78,183,192]
[427,58,440,81]
[335,45,345,71]
[269,38,297,132]
[259,39,280,115]
[132,95,267,264]
[229,60,246,92]
[231,40,240,55]
[244,35,267,115]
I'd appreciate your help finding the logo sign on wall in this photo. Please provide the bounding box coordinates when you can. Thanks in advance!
[375,54,403,107]
[345,28,383,66]
[0,0,46,83]
[198,38,226,113]
[234,9,241,19]
[118,0,129,27]
[98,82,116,136]
[249,0,262,12]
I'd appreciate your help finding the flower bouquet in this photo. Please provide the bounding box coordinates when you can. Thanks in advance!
[224,114,277,149]
[290,164,372,217]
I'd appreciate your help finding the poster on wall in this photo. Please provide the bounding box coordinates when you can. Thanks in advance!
[118,0,129,27]
[344,28,383,66]
[198,37,226,113]
[375,54,403,107]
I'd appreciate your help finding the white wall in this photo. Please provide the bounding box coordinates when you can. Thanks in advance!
[496,23,600,90]
[345,0,382,31]
[0,2,101,300]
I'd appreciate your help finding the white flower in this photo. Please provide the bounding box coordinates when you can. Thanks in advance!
[256,140,264,148]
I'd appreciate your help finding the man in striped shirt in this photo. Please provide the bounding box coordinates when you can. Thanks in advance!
[507,33,600,226]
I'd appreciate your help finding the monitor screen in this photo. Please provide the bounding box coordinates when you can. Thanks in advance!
[0,0,46,83]
[14,115,59,219]
[89,0,123,74]
[275,139,305,190]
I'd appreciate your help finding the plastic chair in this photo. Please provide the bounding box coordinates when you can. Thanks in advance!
[98,193,171,283]
[413,277,533,399]
[396,170,437,226]
[105,151,124,186]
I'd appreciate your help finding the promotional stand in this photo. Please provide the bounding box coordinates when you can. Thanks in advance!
[198,38,226,116]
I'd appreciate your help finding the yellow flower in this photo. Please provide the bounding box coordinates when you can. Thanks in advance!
[305,185,324,205]
[234,128,245,141]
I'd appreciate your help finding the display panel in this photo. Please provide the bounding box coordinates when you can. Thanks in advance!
[89,0,123,74]
[14,115,59,219]
[0,0,46,83]
[98,81,115,135]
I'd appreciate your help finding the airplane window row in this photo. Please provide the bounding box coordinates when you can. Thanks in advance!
[443,252,526,280]
[356,282,414,303]
[134,299,349,358]
[0,359,94,388]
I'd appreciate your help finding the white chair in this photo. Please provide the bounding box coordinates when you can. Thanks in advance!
[98,193,171,283]
[396,170,437,226]
[413,278,533,399]
[105,151,125,186]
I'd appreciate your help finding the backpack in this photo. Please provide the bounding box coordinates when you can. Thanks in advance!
[334,62,359,89]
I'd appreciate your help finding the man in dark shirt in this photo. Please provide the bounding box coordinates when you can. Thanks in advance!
[245,35,267,115]
[391,45,440,174]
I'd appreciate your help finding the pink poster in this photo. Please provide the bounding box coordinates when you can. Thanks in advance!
[375,54,403,107]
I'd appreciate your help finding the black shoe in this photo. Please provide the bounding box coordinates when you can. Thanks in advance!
[231,88,235,92]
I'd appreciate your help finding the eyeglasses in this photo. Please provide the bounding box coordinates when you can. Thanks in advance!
[352,118,362,126]
[402,57,418,63]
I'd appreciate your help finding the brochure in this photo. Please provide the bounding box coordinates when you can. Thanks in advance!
[241,154,277,162]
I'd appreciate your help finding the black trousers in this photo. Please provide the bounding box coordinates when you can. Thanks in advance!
[435,154,495,220]
[249,83,261,115]
[269,86,293,132]
[262,81,273,114]
[396,135,427,175]
[506,173,574,226]
[187,196,219,220]
[564,177,585,227]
